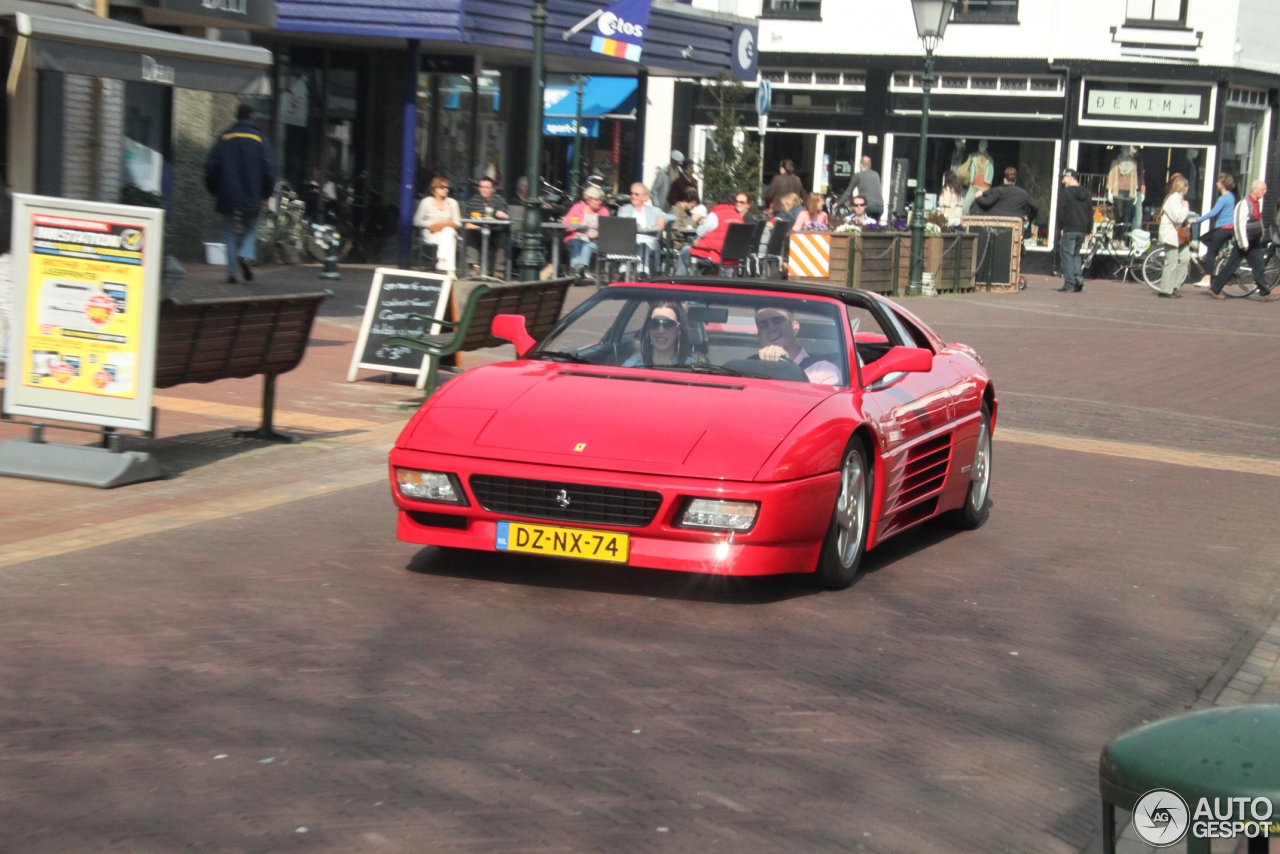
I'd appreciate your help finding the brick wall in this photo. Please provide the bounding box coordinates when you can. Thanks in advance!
[171,88,237,261]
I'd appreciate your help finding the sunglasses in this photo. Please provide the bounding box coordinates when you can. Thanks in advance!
[647,317,679,331]
[757,314,791,330]
[853,203,867,208]
[736,199,750,205]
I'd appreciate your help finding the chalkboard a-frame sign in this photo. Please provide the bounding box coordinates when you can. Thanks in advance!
[347,268,453,389]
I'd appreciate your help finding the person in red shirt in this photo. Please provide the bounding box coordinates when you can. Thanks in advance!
[678,192,744,274]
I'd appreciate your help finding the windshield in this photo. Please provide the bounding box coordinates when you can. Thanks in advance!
[533,286,850,386]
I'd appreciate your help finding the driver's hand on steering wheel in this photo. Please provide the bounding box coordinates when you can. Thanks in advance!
[758,345,788,362]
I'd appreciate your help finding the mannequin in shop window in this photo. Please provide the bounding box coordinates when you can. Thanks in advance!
[1107,146,1144,239]
[957,139,994,215]
[950,138,969,172]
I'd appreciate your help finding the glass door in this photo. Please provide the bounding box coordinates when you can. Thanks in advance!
[818,132,862,197]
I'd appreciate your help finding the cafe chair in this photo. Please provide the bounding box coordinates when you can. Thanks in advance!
[595,216,642,286]
[752,219,793,279]
[717,222,757,277]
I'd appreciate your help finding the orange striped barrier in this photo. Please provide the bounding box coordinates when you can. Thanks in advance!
[788,232,831,278]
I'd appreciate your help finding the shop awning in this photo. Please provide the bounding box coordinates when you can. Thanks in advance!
[544,76,638,119]
[4,0,271,94]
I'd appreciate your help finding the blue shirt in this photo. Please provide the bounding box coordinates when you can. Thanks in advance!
[1197,191,1235,229]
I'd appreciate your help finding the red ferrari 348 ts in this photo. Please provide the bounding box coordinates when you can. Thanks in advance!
[389,279,994,589]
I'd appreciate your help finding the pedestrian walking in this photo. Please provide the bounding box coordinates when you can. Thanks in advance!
[1156,175,1192,298]
[764,160,806,211]
[204,104,276,283]
[1209,180,1276,300]
[1056,169,1092,293]
[1193,174,1236,287]
[834,156,885,221]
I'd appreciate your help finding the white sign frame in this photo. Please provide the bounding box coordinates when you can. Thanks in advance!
[3,194,163,432]
[1078,77,1217,132]
[347,267,453,390]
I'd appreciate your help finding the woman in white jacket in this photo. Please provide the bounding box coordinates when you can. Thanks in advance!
[412,176,461,276]
[1157,175,1191,298]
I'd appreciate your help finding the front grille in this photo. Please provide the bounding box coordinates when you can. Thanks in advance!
[470,475,662,528]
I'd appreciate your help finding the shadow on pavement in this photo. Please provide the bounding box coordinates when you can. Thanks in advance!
[405,545,822,604]
[117,427,345,476]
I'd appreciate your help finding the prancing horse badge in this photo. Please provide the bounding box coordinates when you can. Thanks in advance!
[573,443,586,452]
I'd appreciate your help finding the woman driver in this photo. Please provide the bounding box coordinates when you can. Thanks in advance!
[622,302,700,367]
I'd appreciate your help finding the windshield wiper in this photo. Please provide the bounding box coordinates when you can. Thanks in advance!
[659,363,755,378]
[531,350,593,364]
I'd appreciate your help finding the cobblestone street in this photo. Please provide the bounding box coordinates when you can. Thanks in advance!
[1,271,1278,852]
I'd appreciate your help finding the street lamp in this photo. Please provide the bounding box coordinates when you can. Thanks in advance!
[518,0,549,282]
[907,0,953,296]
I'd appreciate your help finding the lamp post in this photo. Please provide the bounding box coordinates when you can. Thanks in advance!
[569,75,588,198]
[907,0,953,296]
[518,0,549,282]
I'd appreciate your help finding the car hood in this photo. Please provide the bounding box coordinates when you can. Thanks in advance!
[403,362,837,481]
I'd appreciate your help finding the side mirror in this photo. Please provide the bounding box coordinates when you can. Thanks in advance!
[491,314,537,357]
[860,345,933,388]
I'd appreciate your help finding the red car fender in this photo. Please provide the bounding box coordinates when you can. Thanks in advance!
[752,392,862,483]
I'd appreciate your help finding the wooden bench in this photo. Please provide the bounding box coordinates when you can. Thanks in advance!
[156,291,330,442]
[384,277,574,396]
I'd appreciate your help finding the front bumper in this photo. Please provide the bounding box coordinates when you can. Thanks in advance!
[389,449,839,576]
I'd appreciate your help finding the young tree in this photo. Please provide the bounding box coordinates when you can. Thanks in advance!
[695,73,761,206]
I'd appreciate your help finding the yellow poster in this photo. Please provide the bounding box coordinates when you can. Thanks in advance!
[21,213,147,399]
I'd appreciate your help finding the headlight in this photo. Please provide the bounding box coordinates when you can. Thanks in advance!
[679,499,759,531]
[396,469,467,504]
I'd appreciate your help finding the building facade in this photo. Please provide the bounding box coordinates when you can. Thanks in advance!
[670,0,1280,266]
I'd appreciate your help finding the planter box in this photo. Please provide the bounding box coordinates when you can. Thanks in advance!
[792,232,978,294]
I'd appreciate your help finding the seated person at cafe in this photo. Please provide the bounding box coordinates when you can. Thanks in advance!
[677,192,743,274]
[464,176,510,275]
[771,192,803,224]
[846,195,876,227]
[621,302,702,367]
[561,185,609,274]
[617,183,666,273]
[671,189,705,252]
[754,306,841,385]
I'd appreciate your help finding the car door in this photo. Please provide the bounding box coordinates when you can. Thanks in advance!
[853,303,958,536]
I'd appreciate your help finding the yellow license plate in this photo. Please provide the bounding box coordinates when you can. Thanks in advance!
[495,520,629,563]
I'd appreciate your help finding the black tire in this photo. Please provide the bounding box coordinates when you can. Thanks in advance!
[1218,251,1258,298]
[1142,246,1166,290]
[812,438,874,590]
[945,404,992,530]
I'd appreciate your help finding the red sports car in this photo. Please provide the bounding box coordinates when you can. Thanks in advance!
[389,279,994,589]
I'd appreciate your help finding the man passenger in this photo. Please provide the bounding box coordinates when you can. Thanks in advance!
[755,306,841,385]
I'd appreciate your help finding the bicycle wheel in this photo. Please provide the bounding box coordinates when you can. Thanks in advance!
[1141,247,1166,290]
[1217,251,1258,298]
[1264,252,1280,290]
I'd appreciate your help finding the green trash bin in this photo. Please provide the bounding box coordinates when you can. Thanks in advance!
[1100,705,1280,853]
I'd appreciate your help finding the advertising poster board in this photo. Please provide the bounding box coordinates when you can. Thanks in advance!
[347,268,453,389]
[3,195,163,432]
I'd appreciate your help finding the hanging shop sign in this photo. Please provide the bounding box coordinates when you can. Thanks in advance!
[732,24,758,80]
[160,0,277,28]
[1080,79,1214,129]
[590,0,650,62]
[3,195,163,432]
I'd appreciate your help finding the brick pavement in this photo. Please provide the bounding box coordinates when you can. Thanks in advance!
[0,269,1277,852]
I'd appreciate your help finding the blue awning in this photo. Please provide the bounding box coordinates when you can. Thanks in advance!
[543,76,638,119]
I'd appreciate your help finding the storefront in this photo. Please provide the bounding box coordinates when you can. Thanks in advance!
[542,76,638,193]
[272,0,756,258]
[2,0,272,265]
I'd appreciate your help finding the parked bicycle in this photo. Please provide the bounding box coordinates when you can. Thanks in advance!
[256,181,308,265]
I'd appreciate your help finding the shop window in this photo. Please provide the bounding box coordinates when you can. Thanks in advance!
[760,0,821,20]
[1125,0,1188,27]
[891,136,1057,245]
[952,0,1018,23]
[1074,143,1210,229]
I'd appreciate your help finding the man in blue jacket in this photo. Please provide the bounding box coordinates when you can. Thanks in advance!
[205,104,276,283]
